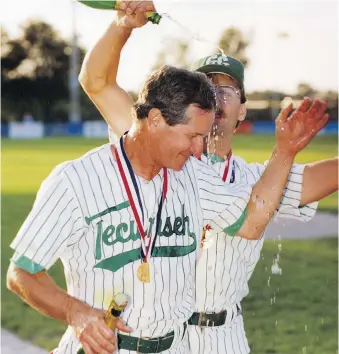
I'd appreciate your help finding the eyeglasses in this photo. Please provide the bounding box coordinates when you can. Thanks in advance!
[214,85,241,103]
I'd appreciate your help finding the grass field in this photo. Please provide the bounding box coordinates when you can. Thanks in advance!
[1,136,338,353]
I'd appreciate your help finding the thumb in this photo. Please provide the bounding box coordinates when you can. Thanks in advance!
[116,318,132,333]
[276,102,293,124]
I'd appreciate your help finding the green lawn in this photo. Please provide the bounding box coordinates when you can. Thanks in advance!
[243,238,338,354]
[1,136,338,352]
[2,135,337,210]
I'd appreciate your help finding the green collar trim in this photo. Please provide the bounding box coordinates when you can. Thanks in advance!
[203,153,225,164]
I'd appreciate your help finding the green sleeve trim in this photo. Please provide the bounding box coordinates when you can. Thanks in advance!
[224,207,248,236]
[13,255,45,274]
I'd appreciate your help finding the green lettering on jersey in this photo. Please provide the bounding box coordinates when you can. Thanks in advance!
[94,205,197,272]
[85,201,130,225]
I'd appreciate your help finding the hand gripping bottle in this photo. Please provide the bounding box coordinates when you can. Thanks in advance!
[76,293,129,354]
[77,1,162,24]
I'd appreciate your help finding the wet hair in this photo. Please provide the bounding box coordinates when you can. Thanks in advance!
[134,65,216,126]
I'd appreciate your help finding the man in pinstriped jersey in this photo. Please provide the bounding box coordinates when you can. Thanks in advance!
[184,54,338,353]
[75,1,336,353]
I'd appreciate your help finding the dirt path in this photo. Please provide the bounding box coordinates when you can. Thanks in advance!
[265,211,338,239]
[1,329,49,354]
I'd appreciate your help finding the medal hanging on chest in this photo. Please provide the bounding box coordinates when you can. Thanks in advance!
[113,136,167,283]
[137,261,151,283]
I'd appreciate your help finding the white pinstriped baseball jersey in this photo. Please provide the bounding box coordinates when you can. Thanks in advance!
[10,140,252,354]
[187,153,318,354]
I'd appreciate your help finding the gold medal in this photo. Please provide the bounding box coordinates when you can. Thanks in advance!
[137,261,150,283]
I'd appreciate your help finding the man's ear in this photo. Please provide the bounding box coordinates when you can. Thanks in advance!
[147,108,162,128]
[238,104,247,122]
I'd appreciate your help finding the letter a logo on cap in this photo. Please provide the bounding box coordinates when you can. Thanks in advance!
[205,54,230,67]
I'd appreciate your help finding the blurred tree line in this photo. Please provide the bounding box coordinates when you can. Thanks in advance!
[1,21,102,123]
[1,20,338,123]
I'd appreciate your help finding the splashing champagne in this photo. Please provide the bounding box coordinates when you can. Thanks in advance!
[77,1,162,24]
[76,294,129,354]
[78,1,224,53]
[152,0,225,55]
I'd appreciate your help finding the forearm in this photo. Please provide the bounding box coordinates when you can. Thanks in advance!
[238,147,295,239]
[79,20,132,93]
[300,157,338,205]
[6,263,93,325]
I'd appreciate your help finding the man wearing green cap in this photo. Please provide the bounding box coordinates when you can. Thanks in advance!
[185,53,338,353]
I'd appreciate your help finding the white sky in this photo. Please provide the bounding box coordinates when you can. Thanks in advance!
[2,0,338,94]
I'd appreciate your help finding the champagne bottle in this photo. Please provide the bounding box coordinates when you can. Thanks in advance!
[77,1,162,24]
[76,294,129,354]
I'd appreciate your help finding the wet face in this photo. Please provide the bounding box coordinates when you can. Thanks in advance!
[209,74,246,138]
[150,104,215,170]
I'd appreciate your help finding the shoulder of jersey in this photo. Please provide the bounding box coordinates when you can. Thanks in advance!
[50,143,111,177]
[189,155,213,170]
[232,155,250,169]
[233,154,248,164]
[80,143,110,160]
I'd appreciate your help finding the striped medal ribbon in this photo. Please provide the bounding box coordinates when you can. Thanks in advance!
[113,136,168,282]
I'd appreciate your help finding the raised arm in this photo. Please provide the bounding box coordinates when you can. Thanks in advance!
[300,157,338,206]
[237,98,329,239]
[241,158,338,212]
[79,1,156,136]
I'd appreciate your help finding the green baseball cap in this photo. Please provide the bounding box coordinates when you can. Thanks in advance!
[191,54,246,102]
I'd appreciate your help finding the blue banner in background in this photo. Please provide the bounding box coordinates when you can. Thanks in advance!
[1,123,9,138]
[1,121,338,138]
[252,122,276,134]
[44,122,83,136]
[322,121,338,134]
[44,123,69,136]
[252,121,338,135]
[68,122,83,136]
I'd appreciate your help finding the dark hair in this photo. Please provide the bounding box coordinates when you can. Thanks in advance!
[134,65,216,126]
